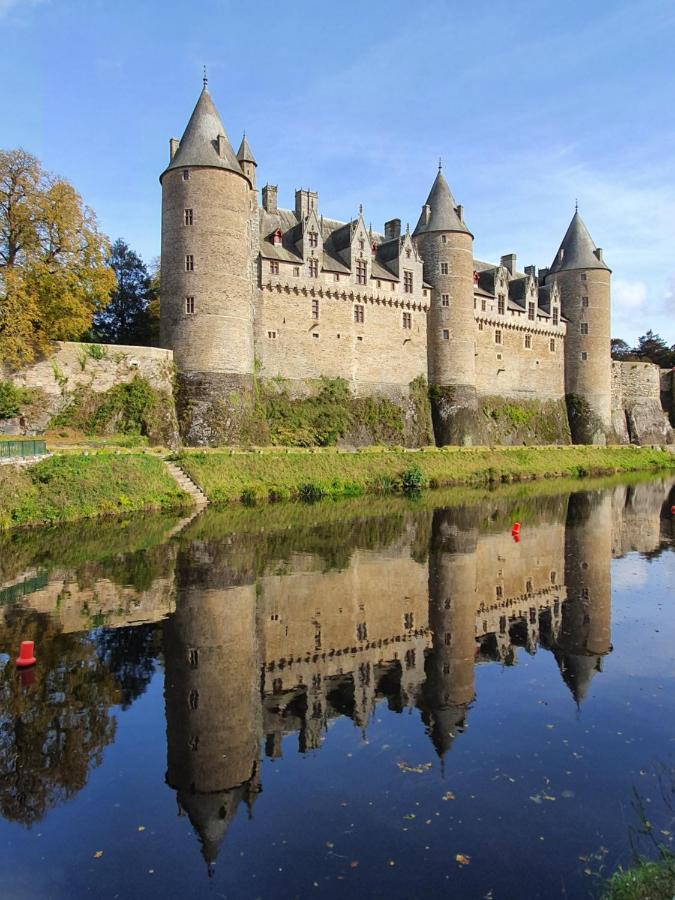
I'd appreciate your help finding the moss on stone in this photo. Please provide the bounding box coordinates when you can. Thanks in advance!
[480,396,571,445]
[566,393,608,445]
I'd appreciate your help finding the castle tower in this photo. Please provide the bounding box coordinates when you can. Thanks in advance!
[555,490,612,703]
[419,509,478,757]
[236,133,257,188]
[413,166,480,445]
[159,79,255,445]
[546,211,612,444]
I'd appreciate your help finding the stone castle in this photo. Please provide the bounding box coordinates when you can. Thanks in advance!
[159,80,673,447]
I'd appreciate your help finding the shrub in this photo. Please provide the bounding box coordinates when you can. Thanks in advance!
[401,465,424,495]
[298,482,324,503]
[0,381,31,418]
[240,488,257,506]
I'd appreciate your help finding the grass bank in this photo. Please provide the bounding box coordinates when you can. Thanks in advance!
[603,855,675,899]
[0,452,191,530]
[176,444,675,505]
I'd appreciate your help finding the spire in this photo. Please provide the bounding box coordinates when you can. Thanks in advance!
[162,84,243,179]
[549,209,610,274]
[236,132,257,166]
[203,66,208,89]
[412,168,472,237]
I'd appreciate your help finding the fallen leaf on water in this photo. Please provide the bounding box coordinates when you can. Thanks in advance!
[543,795,556,801]
[442,792,456,801]
[403,814,416,820]
[529,795,542,804]
[138,826,145,832]
[455,853,471,866]
[93,851,103,859]
[350,861,359,868]
[397,761,433,774]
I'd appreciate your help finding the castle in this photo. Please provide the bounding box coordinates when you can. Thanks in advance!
[159,80,670,447]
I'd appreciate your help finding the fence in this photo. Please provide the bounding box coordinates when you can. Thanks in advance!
[0,439,48,459]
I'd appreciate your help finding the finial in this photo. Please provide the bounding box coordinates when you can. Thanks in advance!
[438,157,442,171]
[359,203,363,216]
[575,198,578,213]
[203,66,208,89]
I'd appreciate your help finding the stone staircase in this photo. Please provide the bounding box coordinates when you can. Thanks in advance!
[163,459,208,510]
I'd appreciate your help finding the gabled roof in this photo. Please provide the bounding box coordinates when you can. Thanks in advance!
[549,211,610,274]
[413,169,472,237]
[162,87,243,179]
[237,133,256,165]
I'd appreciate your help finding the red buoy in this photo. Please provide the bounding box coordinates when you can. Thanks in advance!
[512,522,521,533]
[16,641,36,668]
[512,533,521,544]
[671,505,675,515]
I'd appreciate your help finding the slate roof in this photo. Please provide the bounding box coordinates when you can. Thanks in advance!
[549,211,610,274]
[162,87,243,179]
[413,169,472,237]
[237,133,256,165]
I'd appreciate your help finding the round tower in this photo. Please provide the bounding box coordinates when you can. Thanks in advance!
[160,78,255,444]
[413,166,480,445]
[546,210,612,444]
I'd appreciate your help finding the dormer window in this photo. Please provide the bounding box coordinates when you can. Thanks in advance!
[309,231,318,248]
[498,295,505,315]
[270,260,279,275]
[356,260,367,285]
[403,271,413,293]
[528,302,535,321]
[552,307,559,325]
[273,229,282,246]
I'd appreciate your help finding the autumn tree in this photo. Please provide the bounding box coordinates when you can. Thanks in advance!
[0,149,114,368]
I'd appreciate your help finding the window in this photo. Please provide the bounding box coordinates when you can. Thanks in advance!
[357,335,363,341]
[478,321,484,331]
[309,258,318,277]
[308,231,318,248]
[528,302,535,321]
[498,294,505,315]
[581,296,589,307]
[185,296,195,315]
[441,293,449,306]
[311,298,319,319]
[335,273,340,282]
[549,338,556,352]
[376,279,381,288]
[358,239,364,251]
[272,677,283,693]
[496,585,503,598]
[552,307,559,325]
[444,632,452,646]
[267,330,277,339]
[441,234,447,244]
[182,169,189,181]
[356,623,368,641]
[526,579,533,594]
[581,351,588,360]
[524,334,532,349]
[481,298,486,312]
[405,649,416,669]
[188,689,199,710]
[440,262,448,275]
[185,254,194,271]
[580,273,587,282]
[405,248,411,258]
[404,612,414,629]
[442,329,450,340]
[184,208,193,225]
[273,229,282,246]
[312,332,319,339]
[293,266,300,277]
[188,649,199,668]
[580,322,589,335]
[354,304,364,323]
[495,330,502,345]
[550,570,556,584]
[402,312,412,329]
[403,270,413,293]
[356,260,367,285]
[270,260,279,274]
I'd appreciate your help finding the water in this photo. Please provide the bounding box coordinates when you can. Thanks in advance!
[0,476,673,899]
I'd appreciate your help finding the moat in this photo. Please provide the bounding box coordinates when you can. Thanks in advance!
[0,476,673,899]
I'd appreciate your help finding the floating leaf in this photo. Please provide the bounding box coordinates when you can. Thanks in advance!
[442,791,456,801]
[93,850,103,859]
[455,853,471,866]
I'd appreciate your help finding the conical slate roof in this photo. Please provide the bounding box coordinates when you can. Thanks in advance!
[413,168,472,237]
[162,87,243,179]
[549,211,610,274]
[236,133,256,165]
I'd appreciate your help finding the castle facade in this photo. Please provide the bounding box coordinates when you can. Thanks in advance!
[160,81,614,446]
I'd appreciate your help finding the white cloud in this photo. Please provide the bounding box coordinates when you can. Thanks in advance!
[613,279,648,310]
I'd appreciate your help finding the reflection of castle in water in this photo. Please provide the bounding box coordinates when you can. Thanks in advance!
[162,483,669,867]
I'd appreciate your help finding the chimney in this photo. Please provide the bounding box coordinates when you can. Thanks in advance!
[295,188,319,219]
[422,204,431,226]
[169,138,180,160]
[500,253,517,274]
[384,218,401,240]
[538,267,549,283]
[262,184,278,213]
[595,247,604,262]
[456,204,463,222]
[217,134,228,158]
[524,265,536,277]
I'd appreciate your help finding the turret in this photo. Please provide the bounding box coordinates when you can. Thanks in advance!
[547,210,612,443]
[159,77,256,444]
[413,166,481,445]
[236,133,257,188]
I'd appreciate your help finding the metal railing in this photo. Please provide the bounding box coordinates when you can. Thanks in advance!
[0,439,48,459]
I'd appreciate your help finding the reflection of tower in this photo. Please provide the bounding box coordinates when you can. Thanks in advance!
[556,491,612,703]
[419,510,478,756]
[164,546,261,870]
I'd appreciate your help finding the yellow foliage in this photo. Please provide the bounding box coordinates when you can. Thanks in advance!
[0,148,114,368]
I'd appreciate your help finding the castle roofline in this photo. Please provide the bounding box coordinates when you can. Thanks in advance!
[160,86,247,183]
[412,168,473,238]
[548,210,611,275]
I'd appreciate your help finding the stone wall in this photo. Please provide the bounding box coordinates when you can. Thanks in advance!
[660,368,674,426]
[1,341,179,443]
[611,360,673,445]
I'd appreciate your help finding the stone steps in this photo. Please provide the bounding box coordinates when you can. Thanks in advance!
[163,459,208,509]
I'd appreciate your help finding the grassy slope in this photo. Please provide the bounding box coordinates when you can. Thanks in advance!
[603,856,675,899]
[176,445,675,504]
[0,453,191,529]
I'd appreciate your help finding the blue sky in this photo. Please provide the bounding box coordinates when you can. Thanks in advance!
[2,0,674,345]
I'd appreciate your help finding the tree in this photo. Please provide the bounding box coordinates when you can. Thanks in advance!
[611,338,635,361]
[634,330,675,368]
[93,239,154,345]
[0,149,114,368]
